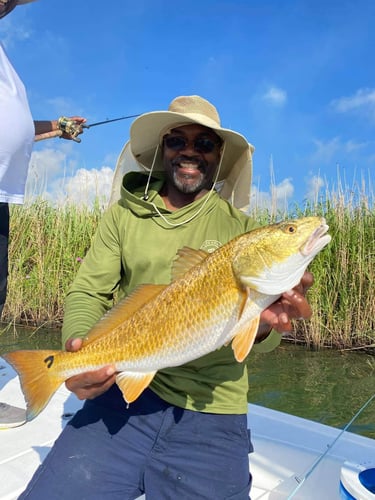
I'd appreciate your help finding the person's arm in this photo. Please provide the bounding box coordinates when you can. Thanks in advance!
[34,116,86,141]
[61,207,123,347]
[61,208,123,400]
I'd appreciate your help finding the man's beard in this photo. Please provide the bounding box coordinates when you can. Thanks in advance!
[170,157,212,194]
[172,169,207,194]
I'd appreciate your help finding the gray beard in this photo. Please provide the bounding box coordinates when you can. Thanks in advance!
[172,169,207,194]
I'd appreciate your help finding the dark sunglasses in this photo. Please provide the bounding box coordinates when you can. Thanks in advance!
[163,135,222,154]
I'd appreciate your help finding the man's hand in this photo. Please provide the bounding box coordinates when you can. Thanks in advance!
[64,338,116,400]
[34,117,86,142]
[257,271,314,340]
[56,116,86,142]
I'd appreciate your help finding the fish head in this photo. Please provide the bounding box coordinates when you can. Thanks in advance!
[232,216,331,295]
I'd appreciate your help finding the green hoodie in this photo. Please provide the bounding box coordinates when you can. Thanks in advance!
[62,172,280,414]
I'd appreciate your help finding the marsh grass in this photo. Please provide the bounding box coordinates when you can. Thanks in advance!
[5,200,101,326]
[2,184,375,349]
[299,187,375,349]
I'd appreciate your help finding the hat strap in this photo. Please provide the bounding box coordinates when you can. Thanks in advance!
[142,145,160,201]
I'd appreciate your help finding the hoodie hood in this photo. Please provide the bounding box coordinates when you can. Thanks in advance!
[109,138,252,212]
[118,171,221,229]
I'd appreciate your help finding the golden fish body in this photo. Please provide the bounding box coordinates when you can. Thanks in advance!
[3,216,331,421]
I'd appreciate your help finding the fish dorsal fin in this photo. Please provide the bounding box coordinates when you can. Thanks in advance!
[82,284,167,347]
[172,247,209,281]
[116,371,157,404]
[231,315,260,362]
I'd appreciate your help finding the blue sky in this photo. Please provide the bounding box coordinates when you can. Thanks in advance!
[2,0,374,209]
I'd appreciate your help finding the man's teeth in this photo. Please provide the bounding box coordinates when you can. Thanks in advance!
[180,162,198,168]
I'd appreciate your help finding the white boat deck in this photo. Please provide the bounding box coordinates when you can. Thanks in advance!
[1,359,374,499]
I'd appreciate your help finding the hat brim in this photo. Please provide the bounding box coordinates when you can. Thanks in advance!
[130,111,253,183]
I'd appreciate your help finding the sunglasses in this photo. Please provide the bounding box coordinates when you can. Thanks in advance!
[163,135,222,154]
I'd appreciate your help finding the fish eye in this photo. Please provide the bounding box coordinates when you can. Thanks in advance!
[284,224,296,233]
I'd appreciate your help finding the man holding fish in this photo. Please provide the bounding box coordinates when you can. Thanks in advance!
[18,96,318,499]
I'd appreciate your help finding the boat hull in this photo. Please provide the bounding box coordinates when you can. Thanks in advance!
[1,359,374,500]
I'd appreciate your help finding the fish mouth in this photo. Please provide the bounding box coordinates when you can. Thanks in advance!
[301,218,331,256]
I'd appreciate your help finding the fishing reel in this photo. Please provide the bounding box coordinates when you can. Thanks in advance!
[57,116,83,143]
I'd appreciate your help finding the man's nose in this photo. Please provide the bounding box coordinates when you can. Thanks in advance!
[181,140,198,154]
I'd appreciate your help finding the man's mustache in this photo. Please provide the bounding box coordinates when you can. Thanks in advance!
[171,155,207,169]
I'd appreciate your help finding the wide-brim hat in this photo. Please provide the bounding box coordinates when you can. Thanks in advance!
[110,95,254,210]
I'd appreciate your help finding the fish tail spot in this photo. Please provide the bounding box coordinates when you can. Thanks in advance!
[3,349,64,421]
[44,355,55,369]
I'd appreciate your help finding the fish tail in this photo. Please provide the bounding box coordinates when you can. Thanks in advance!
[3,349,64,421]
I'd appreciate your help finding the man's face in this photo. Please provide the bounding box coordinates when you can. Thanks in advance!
[162,124,222,195]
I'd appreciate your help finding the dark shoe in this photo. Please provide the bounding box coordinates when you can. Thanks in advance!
[0,402,26,429]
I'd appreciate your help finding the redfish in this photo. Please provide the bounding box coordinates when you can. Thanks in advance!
[3,216,331,421]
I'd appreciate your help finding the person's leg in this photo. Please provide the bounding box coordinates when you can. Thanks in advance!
[0,401,26,428]
[19,388,169,500]
[0,203,25,426]
[0,202,9,318]
[144,407,253,499]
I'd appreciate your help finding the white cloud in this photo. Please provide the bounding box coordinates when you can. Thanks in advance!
[271,178,294,200]
[62,167,114,207]
[331,88,375,119]
[262,86,287,106]
[310,137,367,165]
[25,147,72,200]
[345,139,368,152]
[46,97,85,117]
[310,137,341,164]
[249,178,294,213]
[304,175,326,202]
[0,15,33,48]
[25,147,114,207]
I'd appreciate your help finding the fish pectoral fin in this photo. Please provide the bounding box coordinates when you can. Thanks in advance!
[238,289,249,319]
[116,371,157,404]
[231,315,260,362]
[172,247,209,281]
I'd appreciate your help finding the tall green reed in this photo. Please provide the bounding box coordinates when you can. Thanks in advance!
[248,178,374,349]
[299,183,375,349]
[2,183,375,349]
[5,199,101,326]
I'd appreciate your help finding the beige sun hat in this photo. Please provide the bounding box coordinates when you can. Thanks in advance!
[109,95,254,210]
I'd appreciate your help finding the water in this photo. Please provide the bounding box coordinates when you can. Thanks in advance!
[1,325,374,439]
[248,343,375,439]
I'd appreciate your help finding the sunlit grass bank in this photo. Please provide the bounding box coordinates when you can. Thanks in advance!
[3,185,375,350]
[5,201,102,326]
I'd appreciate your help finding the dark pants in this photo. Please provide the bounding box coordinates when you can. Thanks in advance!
[0,202,9,318]
[20,387,253,500]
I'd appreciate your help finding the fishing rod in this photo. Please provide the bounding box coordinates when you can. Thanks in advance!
[285,392,375,499]
[34,113,141,143]
[82,114,141,129]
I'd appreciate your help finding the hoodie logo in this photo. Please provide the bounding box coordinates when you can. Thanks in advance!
[200,240,222,253]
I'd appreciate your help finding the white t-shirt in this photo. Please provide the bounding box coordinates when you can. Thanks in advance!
[0,42,34,204]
